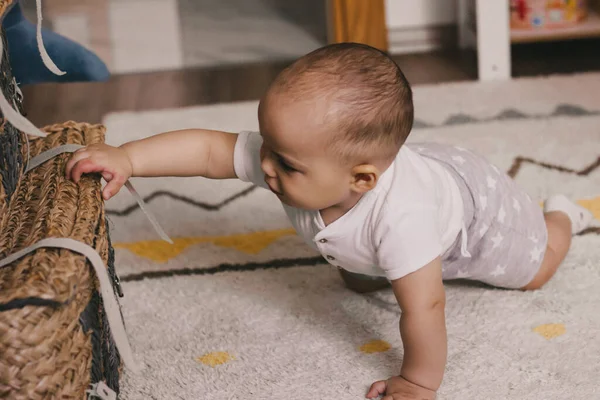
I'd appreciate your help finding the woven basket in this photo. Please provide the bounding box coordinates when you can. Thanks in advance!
[0,0,25,206]
[0,123,123,399]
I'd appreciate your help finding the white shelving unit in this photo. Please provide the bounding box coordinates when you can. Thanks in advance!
[458,0,600,81]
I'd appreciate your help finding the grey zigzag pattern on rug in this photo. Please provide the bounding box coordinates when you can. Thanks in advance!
[412,103,599,128]
[106,186,257,216]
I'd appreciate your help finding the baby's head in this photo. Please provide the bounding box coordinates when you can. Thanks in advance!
[258,42,413,211]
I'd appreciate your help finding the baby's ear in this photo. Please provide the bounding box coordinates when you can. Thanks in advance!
[350,164,379,194]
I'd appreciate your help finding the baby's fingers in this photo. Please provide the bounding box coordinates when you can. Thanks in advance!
[70,158,106,183]
[102,175,126,201]
[366,381,387,399]
[65,149,89,180]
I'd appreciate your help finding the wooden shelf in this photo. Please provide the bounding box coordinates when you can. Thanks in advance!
[511,10,600,43]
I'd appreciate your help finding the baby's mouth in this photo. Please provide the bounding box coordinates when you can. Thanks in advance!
[265,177,283,196]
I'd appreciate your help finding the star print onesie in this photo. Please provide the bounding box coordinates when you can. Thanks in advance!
[234,132,548,288]
[412,142,547,288]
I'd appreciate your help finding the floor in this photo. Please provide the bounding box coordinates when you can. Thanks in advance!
[24,0,327,74]
[21,36,600,128]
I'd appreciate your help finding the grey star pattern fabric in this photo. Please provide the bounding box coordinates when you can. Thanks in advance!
[410,143,548,289]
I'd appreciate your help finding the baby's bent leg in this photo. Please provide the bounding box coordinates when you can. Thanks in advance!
[521,195,593,290]
[521,212,571,290]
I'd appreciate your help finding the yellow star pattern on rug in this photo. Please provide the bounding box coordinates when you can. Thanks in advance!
[539,196,599,220]
[533,323,566,340]
[114,228,296,262]
[197,351,234,367]
[578,196,600,221]
[360,340,391,354]
[115,198,598,263]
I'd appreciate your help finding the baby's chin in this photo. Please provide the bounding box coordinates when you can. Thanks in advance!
[273,192,305,207]
[277,195,300,208]
[279,196,327,211]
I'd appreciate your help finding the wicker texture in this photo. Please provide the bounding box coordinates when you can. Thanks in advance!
[0,122,122,399]
[0,0,23,206]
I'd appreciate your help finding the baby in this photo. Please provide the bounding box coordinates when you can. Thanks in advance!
[66,43,593,399]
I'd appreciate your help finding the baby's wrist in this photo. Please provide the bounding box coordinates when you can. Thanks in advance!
[118,143,136,177]
[398,374,438,393]
[399,363,443,392]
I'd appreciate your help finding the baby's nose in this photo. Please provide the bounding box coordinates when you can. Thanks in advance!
[260,157,276,178]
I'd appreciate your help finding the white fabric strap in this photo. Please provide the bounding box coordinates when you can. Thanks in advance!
[86,381,117,400]
[0,238,140,374]
[123,180,173,243]
[460,223,471,258]
[25,144,83,173]
[0,35,47,138]
[26,144,173,244]
[35,0,66,76]
[0,1,64,139]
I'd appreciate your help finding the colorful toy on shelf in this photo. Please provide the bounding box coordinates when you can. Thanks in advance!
[510,0,588,29]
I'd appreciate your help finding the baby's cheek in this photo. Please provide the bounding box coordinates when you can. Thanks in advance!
[281,178,297,194]
[284,178,307,199]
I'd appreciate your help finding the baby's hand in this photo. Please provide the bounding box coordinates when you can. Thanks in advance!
[65,144,133,200]
[367,376,436,400]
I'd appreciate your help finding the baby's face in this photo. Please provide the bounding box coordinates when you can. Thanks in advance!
[258,94,353,211]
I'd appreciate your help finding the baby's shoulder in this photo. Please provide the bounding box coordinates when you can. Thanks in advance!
[382,174,439,209]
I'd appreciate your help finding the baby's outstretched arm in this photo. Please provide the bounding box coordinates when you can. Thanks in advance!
[367,257,446,399]
[65,129,238,200]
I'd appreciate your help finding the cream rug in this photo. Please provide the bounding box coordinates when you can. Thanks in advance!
[102,73,600,400]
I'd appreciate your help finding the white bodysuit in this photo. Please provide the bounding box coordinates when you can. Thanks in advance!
[233,131,464,281]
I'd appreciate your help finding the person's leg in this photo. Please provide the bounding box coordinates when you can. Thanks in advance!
[3,1,110,85]
[521,211,571,290]
[521,195,593,290]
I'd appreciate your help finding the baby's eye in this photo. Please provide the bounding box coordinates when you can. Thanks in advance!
[280,161,297,173]
[277,158,297,173]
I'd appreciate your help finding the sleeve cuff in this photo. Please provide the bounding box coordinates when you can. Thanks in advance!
[233,131,252,183]
[382,247,442,281]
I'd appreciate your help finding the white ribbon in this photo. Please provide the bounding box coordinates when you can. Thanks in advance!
[26,144,173,244]
[0,0,66,139]
[0,145,177,374]
[0,36,47,138]
[0,238,140,374]
[460,222,471,258]
[35,0,66,76]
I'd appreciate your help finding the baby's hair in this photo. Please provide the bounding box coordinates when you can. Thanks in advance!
[271,42,414,162]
